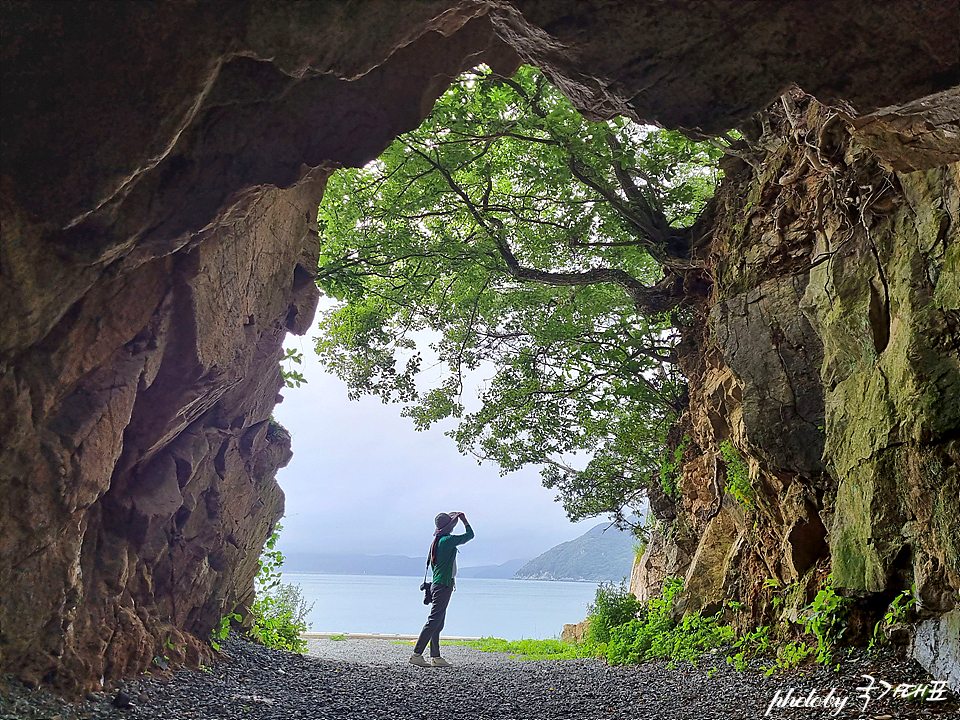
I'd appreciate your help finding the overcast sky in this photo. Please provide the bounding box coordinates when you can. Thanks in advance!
[271,304,596,567]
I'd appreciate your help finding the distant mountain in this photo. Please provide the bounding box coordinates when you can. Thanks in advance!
[513,523,635,582]
[457,558,529,579]
[281,552,528,579]
[280,523,635,581]
[282,552,426,577]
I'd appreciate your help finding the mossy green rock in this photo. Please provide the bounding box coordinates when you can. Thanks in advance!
[808,166,960,600]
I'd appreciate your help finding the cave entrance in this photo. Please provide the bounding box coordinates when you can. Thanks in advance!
[261,62,722,640]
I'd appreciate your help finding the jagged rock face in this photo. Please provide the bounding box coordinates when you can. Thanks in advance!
[499,0,959,132]
[814,161,960,604]
[1,1,514,693]
[711,273,826,479]
[652,90,959,683]
[1,0,958,694]
[0,175,320,688]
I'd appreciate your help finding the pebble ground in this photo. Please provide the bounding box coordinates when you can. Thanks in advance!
[2,635,956,719]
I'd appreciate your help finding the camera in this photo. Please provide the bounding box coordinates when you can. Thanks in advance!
[420,581,433,605]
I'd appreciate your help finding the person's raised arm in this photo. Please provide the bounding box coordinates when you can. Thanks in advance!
[452,512,474,544]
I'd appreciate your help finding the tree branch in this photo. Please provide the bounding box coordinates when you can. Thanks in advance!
[492,230,681,315]
[407,129,684,316]
[604,132,670,235]
[566,155,665,249]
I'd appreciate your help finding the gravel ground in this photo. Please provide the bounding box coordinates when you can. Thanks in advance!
[303,638,522,667]
[2,636,956,719]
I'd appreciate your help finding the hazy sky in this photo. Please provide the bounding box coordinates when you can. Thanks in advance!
[272,305,596,567]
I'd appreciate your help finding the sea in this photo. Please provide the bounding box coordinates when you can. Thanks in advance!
[285,573,599,640]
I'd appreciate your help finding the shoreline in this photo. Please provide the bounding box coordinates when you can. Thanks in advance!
[302,632,481,640]
[284,571,602,583]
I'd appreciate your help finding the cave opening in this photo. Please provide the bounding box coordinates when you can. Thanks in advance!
[2,1,958,704]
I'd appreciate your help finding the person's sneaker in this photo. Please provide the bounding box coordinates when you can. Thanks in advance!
[431,657,453,667]
[408,653,430,667]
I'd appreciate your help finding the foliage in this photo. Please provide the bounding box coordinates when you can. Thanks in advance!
[151,636,177,672]
[585,580,644,644]
[764,577,790,612]
[329,634,346,641]
[633,539,647,562]
[762,641,815,675]
[659,434,688,498]
[726,624,773,671]
[606,607,732,669]
[725,616,816,676]
[801,578,852,665]
[250,583,314,653]
[280,348,307,388]
[210,612,240,652]
[600,577,733,668]
[885,588,916,625]
[724,577,854,673]
[869,587,916,651]
[315,64,721,527]
[720,440,753,509]
[257,526,285,593]
[506,575,743,672]
[463,577,734,668]
[248,525,315,653]
[465,575,861,674]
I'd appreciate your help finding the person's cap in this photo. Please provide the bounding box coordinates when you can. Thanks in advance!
[435,512,456,531]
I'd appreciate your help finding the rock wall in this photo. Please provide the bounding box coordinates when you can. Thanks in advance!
[1,1,515,693]
[636,89,960,685]
[2,0,958,694]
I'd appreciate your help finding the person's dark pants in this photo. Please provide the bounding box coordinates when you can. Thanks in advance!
[414,582,453,657]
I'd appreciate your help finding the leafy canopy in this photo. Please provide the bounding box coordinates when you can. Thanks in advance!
[314,65,720,527]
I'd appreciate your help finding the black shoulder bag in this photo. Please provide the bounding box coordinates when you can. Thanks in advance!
[420,554,433,605]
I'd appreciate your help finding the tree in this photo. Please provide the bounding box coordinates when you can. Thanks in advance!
[313,65,720,528]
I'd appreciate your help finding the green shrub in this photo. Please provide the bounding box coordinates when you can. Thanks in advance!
[726,624,772,671]
[602,577,733,668]
[762,640,814,675]
[246,526,315,653]
[603,580,678,664]
[585,580,644,644]
[869,587,916,651]
[633,539,648,562]
[250,582,314,653]
[801,578,852,665]
[210,612,241,652]
[660,436,689,498]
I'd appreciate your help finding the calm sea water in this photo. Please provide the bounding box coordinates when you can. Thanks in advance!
[284,573,598,640]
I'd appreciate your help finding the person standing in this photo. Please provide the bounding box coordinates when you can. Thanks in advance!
[409,511,474,667]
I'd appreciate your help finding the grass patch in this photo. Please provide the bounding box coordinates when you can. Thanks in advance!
[451,637,599,661]
[328,634,346,641]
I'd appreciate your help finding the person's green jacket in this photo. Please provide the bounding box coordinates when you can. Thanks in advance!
[432,524,474,586]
